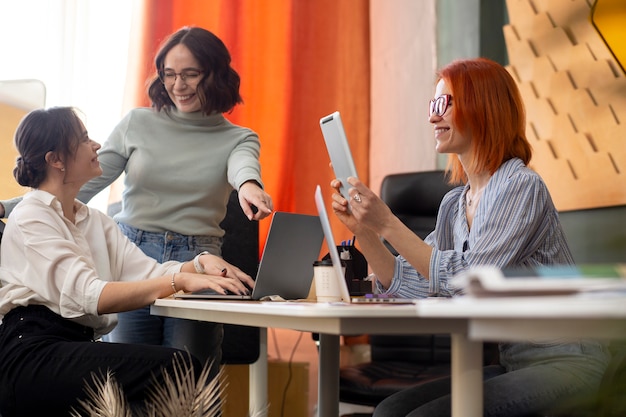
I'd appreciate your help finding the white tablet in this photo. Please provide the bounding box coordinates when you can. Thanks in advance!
[319,111,359,202]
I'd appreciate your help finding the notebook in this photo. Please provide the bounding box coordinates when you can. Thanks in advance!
[175,211,324,300]
[319,111,359,203]
[314,185,415,304]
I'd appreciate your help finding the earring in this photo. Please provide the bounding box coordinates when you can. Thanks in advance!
[61,167,65,172]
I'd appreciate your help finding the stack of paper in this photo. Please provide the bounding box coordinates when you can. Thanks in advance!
[453,264,626,297]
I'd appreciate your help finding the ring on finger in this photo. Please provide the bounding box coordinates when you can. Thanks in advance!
[353,193,362,203]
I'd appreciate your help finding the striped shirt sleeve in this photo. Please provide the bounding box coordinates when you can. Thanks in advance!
[378,158,574,299]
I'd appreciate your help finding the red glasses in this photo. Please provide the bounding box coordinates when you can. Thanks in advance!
[429,94,453,117]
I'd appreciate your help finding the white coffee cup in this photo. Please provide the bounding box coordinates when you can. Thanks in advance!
[313,259,344,302]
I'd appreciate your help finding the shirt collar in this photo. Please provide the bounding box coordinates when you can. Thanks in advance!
[459,157,525,210]
[26,190,89,222]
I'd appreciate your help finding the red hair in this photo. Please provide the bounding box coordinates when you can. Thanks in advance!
[437,58,532,184]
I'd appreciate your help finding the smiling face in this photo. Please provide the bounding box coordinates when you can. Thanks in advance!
[429,79,471,156]
[63,122,102,186]
[162,44,204,113]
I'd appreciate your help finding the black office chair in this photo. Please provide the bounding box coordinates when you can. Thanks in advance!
[339,171,499,411]
[379,170,454,255]
[0,219,4,417]
[218,190,260,364]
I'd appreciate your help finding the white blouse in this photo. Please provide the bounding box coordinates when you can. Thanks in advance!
[0,190,181,337]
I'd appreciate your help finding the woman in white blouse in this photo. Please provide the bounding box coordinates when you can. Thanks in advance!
[0,106,254,416]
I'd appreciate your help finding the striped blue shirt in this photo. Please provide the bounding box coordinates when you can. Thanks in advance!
[379,158,574,298]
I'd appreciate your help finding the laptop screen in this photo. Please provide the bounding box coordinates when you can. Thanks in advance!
[314,185,352,303]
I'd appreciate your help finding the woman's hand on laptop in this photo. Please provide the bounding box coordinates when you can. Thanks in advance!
[193,253,247,278]
[182,254,255,293]
[209,261,255,294]
[176,271,254,295]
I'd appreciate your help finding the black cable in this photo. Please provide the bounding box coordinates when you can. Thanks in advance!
[280,331,304,417]
[271,327,282,360]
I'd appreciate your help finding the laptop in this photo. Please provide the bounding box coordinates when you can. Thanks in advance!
[319,111,359,203]
[314,185,415,304]
[175,211,324,300]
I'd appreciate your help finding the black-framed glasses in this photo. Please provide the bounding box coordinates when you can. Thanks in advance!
[429,94,453,117]
[159,69,204,85]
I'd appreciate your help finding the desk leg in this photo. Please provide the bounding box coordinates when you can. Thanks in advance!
[318,334,340,417]
[249,327,268,416]
[451,333,482,417]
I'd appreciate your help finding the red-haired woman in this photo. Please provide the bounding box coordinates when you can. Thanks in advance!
[330,58,609,416]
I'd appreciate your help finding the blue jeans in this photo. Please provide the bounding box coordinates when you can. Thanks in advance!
[373,340,611,417]
[104,223,224,378]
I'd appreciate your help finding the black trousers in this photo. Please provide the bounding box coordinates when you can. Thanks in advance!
[0,305,201,417]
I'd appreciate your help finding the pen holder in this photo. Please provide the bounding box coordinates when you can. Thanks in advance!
[322,245,371,295]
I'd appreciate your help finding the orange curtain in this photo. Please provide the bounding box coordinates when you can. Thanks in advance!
[130,0,370,257]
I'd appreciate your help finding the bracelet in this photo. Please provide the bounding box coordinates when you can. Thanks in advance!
[193,251,210,273]
[171,273,178,293]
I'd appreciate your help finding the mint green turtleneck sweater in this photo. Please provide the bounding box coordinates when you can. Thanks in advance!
[76,107,263,237]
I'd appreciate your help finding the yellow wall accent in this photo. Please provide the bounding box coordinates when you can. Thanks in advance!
[0,103,29,200]
[592,0,626,74]
[505,0,626,211]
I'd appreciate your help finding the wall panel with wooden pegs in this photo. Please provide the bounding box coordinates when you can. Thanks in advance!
[504,0,625,211]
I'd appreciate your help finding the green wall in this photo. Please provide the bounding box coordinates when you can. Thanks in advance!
[435,0,508,169]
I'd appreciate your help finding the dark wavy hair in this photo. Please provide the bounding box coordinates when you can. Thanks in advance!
[148,26,243,115]
[13,107,84,188]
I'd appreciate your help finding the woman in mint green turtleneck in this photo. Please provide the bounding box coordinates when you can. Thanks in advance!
[77,26,273,379]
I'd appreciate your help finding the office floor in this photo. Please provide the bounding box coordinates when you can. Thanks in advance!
[268,328,374,417]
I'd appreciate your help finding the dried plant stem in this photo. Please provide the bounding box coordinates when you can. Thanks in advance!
[71,353,227,417]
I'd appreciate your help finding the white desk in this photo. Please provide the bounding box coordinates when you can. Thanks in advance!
[151,299,469,417]
[417,294,626,415]
[151,295,626,417]
[418,294,626,340]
